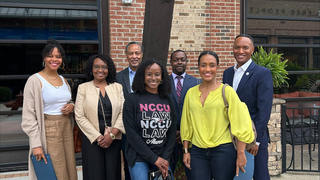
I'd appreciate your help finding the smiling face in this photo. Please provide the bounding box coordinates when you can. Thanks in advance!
[126,44,143,71]
[233,36,254,68]
[144,63,162,94]
[170,51,187,75]
[198,54,218,83]
[92,58,108,82]
[43,47,62,71]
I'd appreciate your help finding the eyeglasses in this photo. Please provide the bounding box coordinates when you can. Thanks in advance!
[93,65,108,70]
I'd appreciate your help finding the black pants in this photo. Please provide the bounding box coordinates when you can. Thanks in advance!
[81,133,121,180]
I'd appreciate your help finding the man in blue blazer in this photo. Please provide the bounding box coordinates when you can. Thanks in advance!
[116,41,143,180]
[223,34,273,180]
[169,50,199,179]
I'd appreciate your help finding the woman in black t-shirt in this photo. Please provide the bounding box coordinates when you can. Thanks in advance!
[123,59,177,180]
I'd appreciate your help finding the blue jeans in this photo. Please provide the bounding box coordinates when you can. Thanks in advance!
[129,161,174,180]
[190,143,237,180]
[234,151,254,180]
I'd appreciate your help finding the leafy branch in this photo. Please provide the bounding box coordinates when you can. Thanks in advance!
[252,46,289,88]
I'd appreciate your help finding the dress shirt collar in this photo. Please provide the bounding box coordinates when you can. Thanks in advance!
[128,67,136,74]
[234,59,252,72]
[172,72,186,79]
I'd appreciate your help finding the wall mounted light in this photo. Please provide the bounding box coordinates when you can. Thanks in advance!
[122,0,132,5]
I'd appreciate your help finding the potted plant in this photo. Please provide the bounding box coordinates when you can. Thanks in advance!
[252,46,289,89]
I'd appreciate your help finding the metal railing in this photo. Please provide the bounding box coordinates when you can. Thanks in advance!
[281,97,320,172]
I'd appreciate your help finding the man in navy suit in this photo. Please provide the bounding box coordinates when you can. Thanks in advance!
[116,41,143,180]
[223,34,273,180]
[169,50,199,179]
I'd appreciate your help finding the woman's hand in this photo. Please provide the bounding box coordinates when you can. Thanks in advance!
[97,134,112,148]
[96,135,105,146]
[32,147,47,164]
[183,152,191,170]
[236,151,247,176]
[100,133,113,148]
[154,157,169,178]
[236,141,247,176]
[97,127,114,148]
[182,140,191,169]
[61,103,74,115]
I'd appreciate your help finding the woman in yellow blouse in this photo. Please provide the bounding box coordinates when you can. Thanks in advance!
[180,51,255,180]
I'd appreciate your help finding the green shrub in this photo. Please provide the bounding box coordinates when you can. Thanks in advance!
[0,86,12,102]
[252,46,289,88]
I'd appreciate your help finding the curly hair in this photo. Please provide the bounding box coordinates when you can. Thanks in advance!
[85,54,117,84]
[42,39,66,61]
[198,51,220,66]
[132,59,171,98]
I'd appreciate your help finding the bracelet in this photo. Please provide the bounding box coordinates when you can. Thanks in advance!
[109,132,116,140]
[183,148,189,154]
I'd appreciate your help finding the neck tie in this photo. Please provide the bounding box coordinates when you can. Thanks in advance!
[176,75,182,102]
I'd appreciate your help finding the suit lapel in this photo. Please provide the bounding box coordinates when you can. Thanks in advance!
[170,75,178,103]
[123,68,131,94]
[236,62,256,93]
[225,68,235,86]
[181,74,191,97]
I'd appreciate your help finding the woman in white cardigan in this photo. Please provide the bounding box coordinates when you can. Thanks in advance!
[75,54,125,180]
[21,40,77,180]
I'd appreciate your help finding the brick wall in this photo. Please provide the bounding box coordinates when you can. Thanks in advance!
[109,0,145,72]
[169,0,240,80]
[108,1,282,176]
[109,0,240,80]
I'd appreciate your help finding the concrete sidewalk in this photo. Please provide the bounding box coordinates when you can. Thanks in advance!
[0,167,83,180]
[1,168,319,180]
[271,172,320,180]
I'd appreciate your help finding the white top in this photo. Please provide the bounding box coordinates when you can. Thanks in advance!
[171,72,186,90]
[232,59,252,91]
[36,73,71,115]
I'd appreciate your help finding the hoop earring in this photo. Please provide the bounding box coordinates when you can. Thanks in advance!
[42,61,45,67]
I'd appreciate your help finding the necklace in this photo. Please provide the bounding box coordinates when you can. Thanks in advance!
[42,71,61,89]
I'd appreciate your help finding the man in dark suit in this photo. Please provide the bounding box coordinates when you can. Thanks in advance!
[116,41,143,180]
[223,34,273,180]
[169,50,199,179]
[117,42,143,98]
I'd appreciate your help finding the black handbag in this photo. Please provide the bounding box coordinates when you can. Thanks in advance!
[148,169,172,180]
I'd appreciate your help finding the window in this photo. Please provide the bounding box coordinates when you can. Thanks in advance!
[0,0,98,171]
[245,0,320,93]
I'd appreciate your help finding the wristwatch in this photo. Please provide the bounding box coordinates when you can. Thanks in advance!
[109,132,116,140]
[183,147,189,154]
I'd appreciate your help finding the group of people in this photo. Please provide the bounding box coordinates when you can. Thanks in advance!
[21,34,273,180]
